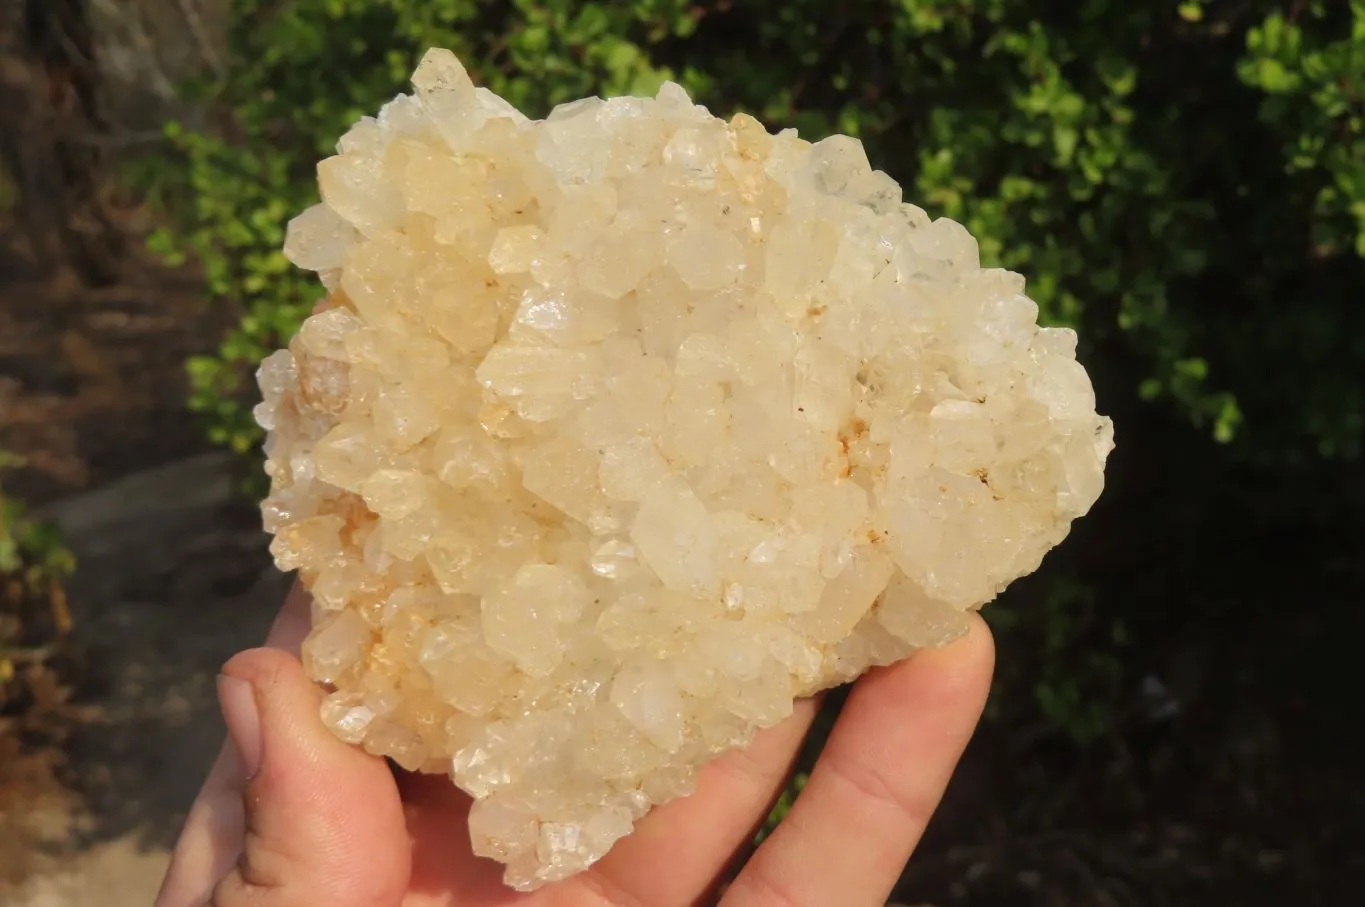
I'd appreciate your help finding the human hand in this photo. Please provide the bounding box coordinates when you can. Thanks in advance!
[156,583,993,907]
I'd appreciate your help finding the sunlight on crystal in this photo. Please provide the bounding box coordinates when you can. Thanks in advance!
[263,47,1114,891]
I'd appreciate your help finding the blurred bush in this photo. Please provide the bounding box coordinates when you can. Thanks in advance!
[0,453,77,888]
[148,0,1364,462]
[134,0,1363,749]
[0,452,75,711]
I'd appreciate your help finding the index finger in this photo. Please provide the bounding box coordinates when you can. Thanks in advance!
[720,616,995,907]
[259,579,314,654]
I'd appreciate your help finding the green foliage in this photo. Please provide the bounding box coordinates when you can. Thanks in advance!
[986,572,1127,745]
[0,453,75,692]
[1240,2,1365,257]
[155,0,687,452]
[756,771,808,844]
[151,0,1365,461]
[139,0,1365,749]
[0,454,74,586]
[1234,2,1365,458]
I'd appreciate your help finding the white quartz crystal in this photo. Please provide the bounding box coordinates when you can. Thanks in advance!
[260,48,1114,891]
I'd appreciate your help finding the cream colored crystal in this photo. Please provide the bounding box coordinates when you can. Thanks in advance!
[260,48,1114,891]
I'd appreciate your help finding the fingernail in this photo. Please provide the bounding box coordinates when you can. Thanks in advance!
[218,674,262,779]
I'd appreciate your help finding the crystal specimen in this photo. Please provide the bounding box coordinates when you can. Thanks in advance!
[258,48,1114,890]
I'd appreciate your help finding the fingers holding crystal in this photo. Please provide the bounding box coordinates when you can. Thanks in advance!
[719,617,994,907]
[262,580,315,654]
[260,45,1109,890]
[395,771,522,904]
[155,742,250,907]
[157,586,396,907]
[587,696,819,907]
[208,647,410,907]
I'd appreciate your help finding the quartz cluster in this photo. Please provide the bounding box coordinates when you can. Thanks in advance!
[258,48,1114,890]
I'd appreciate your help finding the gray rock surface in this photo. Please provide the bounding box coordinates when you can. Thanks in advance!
[7,455,287,907]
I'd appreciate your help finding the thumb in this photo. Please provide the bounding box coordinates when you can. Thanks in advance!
[211,648,410,907]
[164,647,410,907]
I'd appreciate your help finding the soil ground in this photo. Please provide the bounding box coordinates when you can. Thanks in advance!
[4,458,287,907]
[0,222,282,906]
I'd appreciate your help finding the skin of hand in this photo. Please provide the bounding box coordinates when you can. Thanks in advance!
[155,582,994,907]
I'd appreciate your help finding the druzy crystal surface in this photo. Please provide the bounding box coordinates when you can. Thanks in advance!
[258,48,1114,890]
